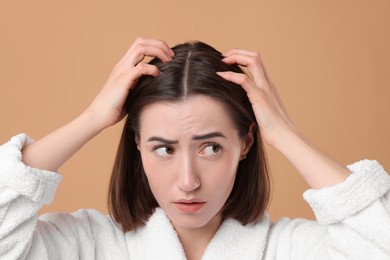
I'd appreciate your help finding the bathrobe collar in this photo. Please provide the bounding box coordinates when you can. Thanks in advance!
[125,208,270,259]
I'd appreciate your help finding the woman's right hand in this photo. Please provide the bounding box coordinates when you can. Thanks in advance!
[21,38,174,172]
[84,37,175,131]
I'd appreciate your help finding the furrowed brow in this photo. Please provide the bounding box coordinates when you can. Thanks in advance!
[192,132,226,140]
[147,137,178,144]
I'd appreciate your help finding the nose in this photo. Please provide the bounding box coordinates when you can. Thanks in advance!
[177,156,200,192]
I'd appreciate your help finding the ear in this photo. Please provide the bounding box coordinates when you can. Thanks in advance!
[135,135,141,151]
[241,123,255,158]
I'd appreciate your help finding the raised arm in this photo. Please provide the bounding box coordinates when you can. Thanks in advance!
[217,49,390,258]
[22,37,174,172]
[217,49,351,189]
[0,38,174,259]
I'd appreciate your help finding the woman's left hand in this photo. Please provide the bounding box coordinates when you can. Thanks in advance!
[217,49,296,148]
[218,49,352,189]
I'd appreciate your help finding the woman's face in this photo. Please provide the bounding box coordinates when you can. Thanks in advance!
[136,95,252,230]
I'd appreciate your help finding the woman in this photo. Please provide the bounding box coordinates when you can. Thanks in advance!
[0,38,389,259]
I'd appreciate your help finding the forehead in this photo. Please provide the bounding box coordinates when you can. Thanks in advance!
[139,95,238,138]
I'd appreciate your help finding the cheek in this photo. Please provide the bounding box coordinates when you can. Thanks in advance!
[140,152,175,200]
[199,156,239,196]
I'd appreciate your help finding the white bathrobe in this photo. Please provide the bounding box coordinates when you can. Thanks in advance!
[0,134,389,259]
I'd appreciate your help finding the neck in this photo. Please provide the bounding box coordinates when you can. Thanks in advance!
[173,214,222,260]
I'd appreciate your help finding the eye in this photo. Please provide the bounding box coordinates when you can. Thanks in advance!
[200,143,222,157]
[154,146,175,158]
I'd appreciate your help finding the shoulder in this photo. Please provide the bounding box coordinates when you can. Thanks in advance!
[39,208,125,239]
[35,209,129,258]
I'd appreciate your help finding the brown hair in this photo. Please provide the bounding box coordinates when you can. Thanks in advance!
[108,41,271,232]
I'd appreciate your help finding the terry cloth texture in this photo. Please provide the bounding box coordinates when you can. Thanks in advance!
[1,134,389,259]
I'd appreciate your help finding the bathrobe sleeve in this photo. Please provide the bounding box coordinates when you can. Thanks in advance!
[264,160,390,260]
[0,134,129,260]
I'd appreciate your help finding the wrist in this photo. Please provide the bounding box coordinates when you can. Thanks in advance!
[78,110,107,135]
[263,126,304,151]
[268,127,352,189]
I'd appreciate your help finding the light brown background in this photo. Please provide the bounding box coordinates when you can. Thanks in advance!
[1,1,389,222]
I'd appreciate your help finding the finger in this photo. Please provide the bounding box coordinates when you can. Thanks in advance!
[119,63,160,87]
[222,49,267,75]
[107,63,160,92]
[221,57,288,121]
[116,38,174,71]
[216,71,256,95]
[113,45,170,76]
[133,62,161,77]
[131,43,173,64]
[222,56,284,114]
[222,53,267,88]
[222,48,258,57]
[129,37,174,57]
[217,71,285,122]
[130,43,173,66]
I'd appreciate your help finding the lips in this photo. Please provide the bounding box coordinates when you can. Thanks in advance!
[173,199,206,213]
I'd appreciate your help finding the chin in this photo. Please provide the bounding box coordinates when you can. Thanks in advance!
[172,217,211,229]
[165,207,221,230]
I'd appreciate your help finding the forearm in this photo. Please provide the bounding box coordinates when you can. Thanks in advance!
[21,39,173,173]
[22,111,103,172]
[274,129,352,190]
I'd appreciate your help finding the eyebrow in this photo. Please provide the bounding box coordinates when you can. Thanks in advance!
[192,132,226,140]
[147,132,226,144]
